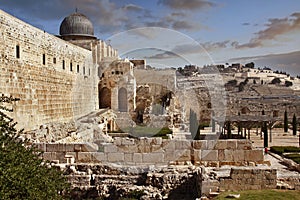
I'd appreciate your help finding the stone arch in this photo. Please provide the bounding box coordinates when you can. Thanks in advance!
[118,87,128,112]
[99,87,111,109]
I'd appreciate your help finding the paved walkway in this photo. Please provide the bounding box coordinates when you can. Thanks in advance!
[249,128,299,148]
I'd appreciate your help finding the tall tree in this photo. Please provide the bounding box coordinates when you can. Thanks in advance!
[292,114,297,136]
[0,95,69,199]
[263,122,268,148]
[284,110,288,132]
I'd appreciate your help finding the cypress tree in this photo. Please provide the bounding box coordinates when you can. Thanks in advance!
[227,121,231,139]
[292,114,297,136]
[284,110,288,132]
[263,122,268,147]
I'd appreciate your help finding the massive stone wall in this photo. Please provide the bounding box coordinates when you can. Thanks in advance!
[0,10,98,131]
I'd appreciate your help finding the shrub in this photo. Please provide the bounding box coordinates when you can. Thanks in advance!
[0,95,69,199]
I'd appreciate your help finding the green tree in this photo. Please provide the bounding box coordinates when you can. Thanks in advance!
[0,95,69,199]
[285,80,293,87]
[284,110,288,132]
[292,114,297,136]
[271,77,281,85]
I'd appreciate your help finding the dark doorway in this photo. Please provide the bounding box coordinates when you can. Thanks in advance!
[118,87,128,112]
[99,87,111,109]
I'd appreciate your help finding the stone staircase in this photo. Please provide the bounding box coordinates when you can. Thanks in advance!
[172,127,193,140]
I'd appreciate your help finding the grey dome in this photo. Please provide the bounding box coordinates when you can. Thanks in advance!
[60,12,94,37]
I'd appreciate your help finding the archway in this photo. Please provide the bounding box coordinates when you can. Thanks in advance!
[118,87,128,112]
[99,87,111,109]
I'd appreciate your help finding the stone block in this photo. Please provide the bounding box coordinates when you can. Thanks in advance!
[215,140,227,150]
[137,144,151,153]
[237,140,252,150]
[227,140,237,150]
[91,152,106,162]
[46,143,63,152]
[152,137,162,145]
[124,153,133,162]
[81,143,98,152]
[175,140,191,150]
[165,151,176,161]
[206,140,217,149]
[104,144,118,153]
[65,144,75,152]
[122,138,135,145]
[43,152,57,161]
[133,153,143,163]
[162,140,176,151]
[113,137,122,146]
[142,153,164,163]
[233,150,245,162]
[192,140,207,149]
[150,145,164,153]
[78,152,92,163]
[119,144,138,153]
[65,152,77,160]
[74,144,82,152]
[218,150,225,161]
[223,149,234,162]
[202,150,218,161]
[107,152,124,162]
[175,149,191,162]
[33,143,46,152]
[245,150,263,162]
[56,152,66,163]
[193,149,201,161]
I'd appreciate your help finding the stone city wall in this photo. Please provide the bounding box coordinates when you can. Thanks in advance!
[0,9,98,131]
[35,138,264,166]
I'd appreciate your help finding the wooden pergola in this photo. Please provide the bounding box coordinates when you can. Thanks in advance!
[213,115,281,146]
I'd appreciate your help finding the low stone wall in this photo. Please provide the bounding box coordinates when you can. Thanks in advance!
[35,138,264,166]
[201,167,277,196]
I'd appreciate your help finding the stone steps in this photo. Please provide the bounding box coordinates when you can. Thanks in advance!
[172,132,193,140]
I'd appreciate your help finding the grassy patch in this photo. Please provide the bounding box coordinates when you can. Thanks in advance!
[153,127,172,139]
[122,126,164,137]
[284,153,300,164]
[270,146,300,155]
[270,146,300,164]
[214,189,300,200]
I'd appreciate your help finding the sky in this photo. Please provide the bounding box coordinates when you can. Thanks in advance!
[1,0,300,75]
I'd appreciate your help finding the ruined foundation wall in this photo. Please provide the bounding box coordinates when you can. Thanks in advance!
[36,138,265,166]
[0,10,98,131]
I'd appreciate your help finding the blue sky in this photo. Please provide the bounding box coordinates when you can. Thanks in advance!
[1,0,300,75]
